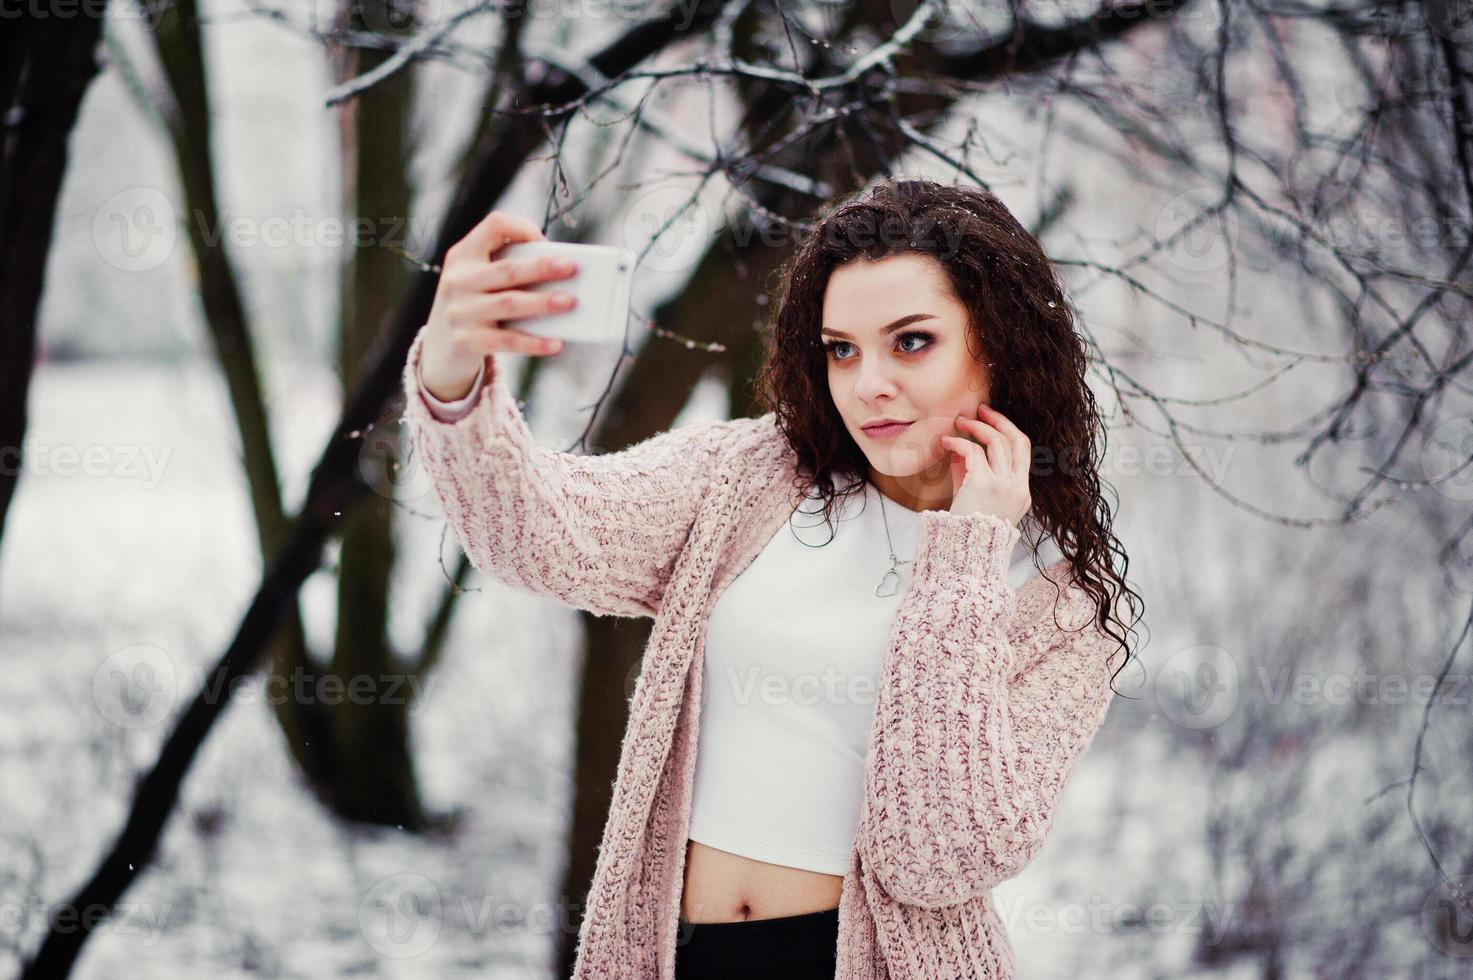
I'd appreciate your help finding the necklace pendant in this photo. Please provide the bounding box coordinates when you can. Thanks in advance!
[873,492,912,598]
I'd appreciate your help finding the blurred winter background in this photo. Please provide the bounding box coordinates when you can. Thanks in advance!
[4,1,1473,978]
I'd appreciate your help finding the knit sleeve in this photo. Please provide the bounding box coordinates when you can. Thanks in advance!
[400,323,747,619]
[417,356,485,422]
[855,510,1121,909]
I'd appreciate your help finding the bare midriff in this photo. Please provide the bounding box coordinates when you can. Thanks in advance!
[679,839,844,923]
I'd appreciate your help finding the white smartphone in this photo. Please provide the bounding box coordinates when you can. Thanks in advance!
[496,240,635,345]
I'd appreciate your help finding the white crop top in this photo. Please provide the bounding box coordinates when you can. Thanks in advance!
[686,480,1064,875]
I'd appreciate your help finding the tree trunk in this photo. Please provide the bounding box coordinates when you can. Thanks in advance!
[147,0,351,817]
[0,12,107,576]
[327,0,426,828]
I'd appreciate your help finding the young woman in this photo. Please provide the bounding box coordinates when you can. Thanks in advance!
[404,177,1141,979]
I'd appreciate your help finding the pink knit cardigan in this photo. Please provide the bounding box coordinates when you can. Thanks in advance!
[400,325,1122,979]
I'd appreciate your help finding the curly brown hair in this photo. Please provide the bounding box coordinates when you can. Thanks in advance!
[751,176,1143,687]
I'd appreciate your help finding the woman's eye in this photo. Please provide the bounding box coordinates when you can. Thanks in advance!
[822,331,933,360]
[897,331,933,353]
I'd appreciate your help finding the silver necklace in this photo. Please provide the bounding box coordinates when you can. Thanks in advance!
[874,488,911,597]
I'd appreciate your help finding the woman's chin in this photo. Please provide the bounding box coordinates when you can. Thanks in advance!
[866,450,952,499]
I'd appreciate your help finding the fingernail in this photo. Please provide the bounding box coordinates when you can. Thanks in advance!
[554,293,575,308]
[554,259,576,272]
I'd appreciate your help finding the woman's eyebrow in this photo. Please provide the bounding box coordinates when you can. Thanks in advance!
[820,312,938,340]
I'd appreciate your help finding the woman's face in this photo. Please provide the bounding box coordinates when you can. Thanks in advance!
[820,252,991,512]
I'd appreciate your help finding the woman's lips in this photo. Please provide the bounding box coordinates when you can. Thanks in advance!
[862,421,913,439]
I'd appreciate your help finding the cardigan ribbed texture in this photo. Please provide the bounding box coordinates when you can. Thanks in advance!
[400,325,1121,979]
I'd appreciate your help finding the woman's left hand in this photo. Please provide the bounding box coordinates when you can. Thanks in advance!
[940,403,1032,527]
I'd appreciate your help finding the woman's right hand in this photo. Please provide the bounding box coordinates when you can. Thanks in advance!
[418,209,580,402]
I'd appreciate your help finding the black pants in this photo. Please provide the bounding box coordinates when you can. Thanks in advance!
[674,907,839,979]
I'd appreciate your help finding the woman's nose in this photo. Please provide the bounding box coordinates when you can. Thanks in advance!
[854,363,898,401]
